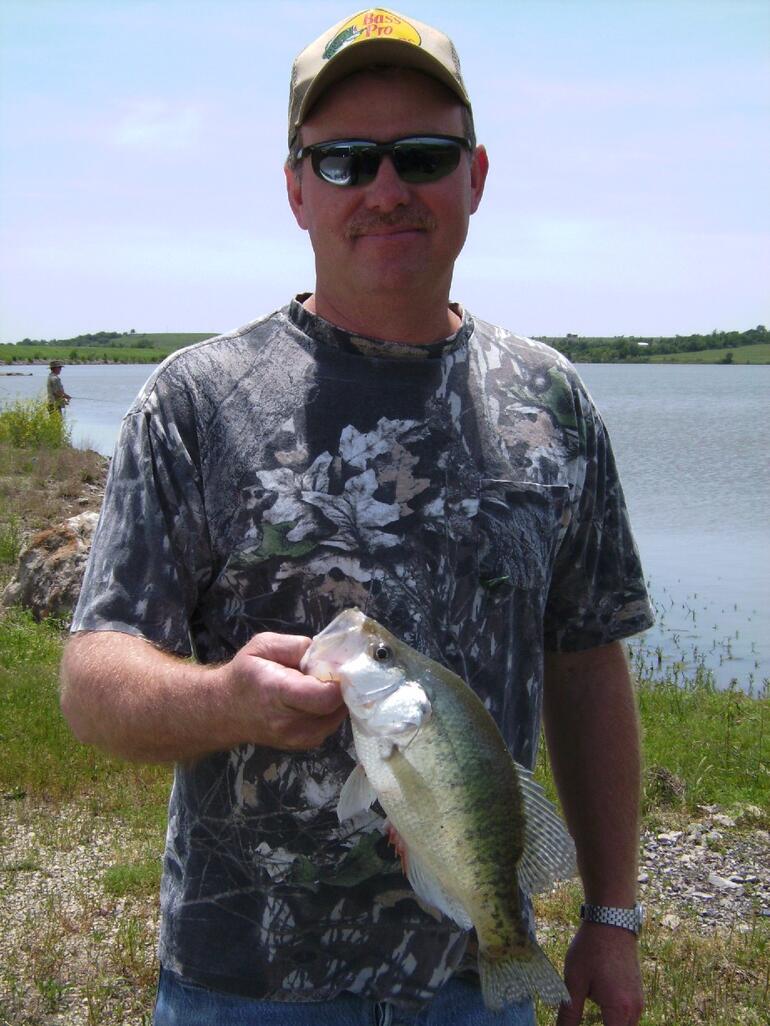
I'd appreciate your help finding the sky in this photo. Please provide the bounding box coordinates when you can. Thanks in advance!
[1,0,768,342]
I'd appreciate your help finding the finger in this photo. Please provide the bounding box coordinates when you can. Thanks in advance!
[245,632,312,668]
[600,998,644,1026]
[556,995,585,1026]
[279,667,344,716]
[281,705,350,750]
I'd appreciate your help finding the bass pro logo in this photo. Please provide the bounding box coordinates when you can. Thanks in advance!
[323,9,421,61]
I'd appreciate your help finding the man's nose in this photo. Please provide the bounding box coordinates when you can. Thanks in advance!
[363,156,411,211]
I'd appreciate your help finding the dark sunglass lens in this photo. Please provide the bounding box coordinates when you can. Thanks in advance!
[356,148,381,185]
[394,141,461,183]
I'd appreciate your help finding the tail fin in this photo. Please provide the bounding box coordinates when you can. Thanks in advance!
[478,939,569,1010]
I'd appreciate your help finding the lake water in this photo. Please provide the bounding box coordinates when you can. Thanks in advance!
[2,361,768,691]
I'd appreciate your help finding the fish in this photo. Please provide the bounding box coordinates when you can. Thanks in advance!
[300,607,576,1010]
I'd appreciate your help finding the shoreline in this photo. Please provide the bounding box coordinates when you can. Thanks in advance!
[4,358,770,369]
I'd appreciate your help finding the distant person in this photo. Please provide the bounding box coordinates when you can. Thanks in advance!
[61,8,651,1026]
[46,360,71,414]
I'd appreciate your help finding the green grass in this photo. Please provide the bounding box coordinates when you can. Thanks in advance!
[0,607,171,812]
[535,666,769,820]
[638,671,768,813]
[0,514,23,565]
[104,858,163,898]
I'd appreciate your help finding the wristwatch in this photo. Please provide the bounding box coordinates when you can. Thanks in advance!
[580,902,644,936]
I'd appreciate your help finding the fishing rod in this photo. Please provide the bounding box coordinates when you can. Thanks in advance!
[67,396,128,404]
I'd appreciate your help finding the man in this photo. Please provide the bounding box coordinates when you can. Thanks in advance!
[61,9,652,1025]
[46,360,71,414]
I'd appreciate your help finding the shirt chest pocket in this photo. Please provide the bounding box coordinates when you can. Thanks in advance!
[475,478,571,598]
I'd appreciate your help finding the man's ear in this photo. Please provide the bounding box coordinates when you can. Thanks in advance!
[285,165,308,230]
[469,144,489,215]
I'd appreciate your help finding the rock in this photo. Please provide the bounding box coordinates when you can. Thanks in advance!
[712,814,736,829]
[656,831,683,844]
[708,872,743,893]
[661,912,681,929]
[644,765,686,804]
[702,830,723,845]
[1,512,99,621]
[736,805,765,825]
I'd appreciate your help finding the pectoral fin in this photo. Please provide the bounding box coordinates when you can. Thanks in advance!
[337,764,378,823]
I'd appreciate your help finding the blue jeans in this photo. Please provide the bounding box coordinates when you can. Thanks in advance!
[153,968,536,1025]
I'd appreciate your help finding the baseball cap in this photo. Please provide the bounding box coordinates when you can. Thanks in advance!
[288,7,471,145]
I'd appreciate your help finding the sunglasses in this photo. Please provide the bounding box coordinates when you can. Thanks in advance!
[296,134,472,187]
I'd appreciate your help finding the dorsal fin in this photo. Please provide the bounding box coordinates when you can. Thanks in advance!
[514,762,577,895]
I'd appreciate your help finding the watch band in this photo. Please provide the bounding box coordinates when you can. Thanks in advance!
[580,902,644,935]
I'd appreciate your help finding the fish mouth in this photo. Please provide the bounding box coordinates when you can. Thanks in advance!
[300,608,368,679]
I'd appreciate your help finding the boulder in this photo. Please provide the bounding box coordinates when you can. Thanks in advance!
[1,511,99,621]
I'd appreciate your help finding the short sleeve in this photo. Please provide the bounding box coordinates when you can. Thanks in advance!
[543,386,654,652]
[71,387,212,655]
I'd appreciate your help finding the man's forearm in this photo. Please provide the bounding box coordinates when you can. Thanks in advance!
[60,630,347,764]
[61,632,239,762]
[543,641,641,906]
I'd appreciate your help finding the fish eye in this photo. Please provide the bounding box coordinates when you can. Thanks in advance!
[372,643,392,663]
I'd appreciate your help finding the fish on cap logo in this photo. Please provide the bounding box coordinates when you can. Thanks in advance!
[323,8,421,61]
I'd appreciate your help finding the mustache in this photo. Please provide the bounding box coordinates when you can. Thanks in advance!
[345,210,436,238]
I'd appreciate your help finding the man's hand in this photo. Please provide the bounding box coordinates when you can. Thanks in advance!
[557,923,643,1026]
[224,631,347,751]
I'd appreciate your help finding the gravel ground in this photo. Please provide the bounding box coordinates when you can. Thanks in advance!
[0,799,159,1026]
[1,798,767,1025]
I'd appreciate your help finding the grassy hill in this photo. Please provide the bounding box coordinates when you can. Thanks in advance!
[1,333,217,365]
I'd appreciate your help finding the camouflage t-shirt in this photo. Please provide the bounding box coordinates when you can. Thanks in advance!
[72,298,653,1006]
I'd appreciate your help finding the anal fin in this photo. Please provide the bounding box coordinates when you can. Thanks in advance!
[403,845,473,931]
